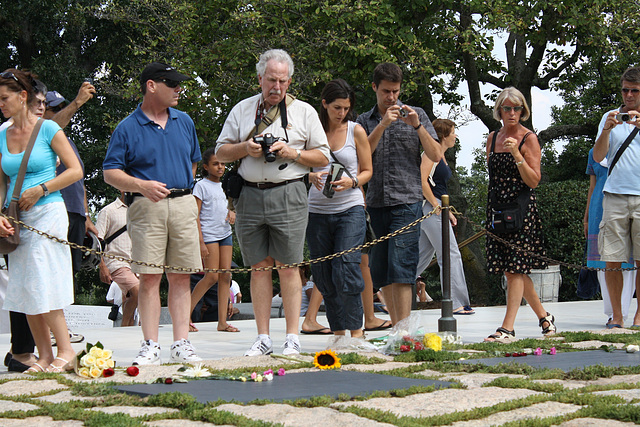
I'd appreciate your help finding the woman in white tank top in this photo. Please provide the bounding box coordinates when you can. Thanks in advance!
[306,79,372,339]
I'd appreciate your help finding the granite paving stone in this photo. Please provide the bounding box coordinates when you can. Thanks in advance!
[87,405,179,417]
[557,418,637,426]
[0,379,67,396]
[331,387,545,418]
[0,416,84,426]
[592,389,640,402]
[450,402,582,426]
[0,400,39,412]
[438,372,527,388]
[215,403,395,426]
[145,420,232,426]
[35,390,103,403]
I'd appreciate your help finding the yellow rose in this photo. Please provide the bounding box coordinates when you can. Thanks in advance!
[106,359,115,369]
[89,347,103,358]
[89,367,102,378]
[95,358,108,370]
[78,367,90,378]
[423,333,443,352]
[81,354,97,368]
[101,349,113,360]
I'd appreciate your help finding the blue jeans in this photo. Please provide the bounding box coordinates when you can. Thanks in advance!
[307,205,366,331]
[367,202,422,290]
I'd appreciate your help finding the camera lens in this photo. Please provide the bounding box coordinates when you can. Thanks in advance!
[399,108,407,118]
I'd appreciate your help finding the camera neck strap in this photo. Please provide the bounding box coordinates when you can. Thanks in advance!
[250,94,295,137]
[607,127,639,176]
[329,151,355,180]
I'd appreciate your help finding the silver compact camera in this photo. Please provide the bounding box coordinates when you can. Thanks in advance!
[398,108,407,118]
[616,113,634,122]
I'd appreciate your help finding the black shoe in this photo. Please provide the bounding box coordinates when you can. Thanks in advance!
[4,352,11,367]
[7,357,30,373]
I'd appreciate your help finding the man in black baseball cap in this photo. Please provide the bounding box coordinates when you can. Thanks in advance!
[104,61,202,365]
[139,62,191,92]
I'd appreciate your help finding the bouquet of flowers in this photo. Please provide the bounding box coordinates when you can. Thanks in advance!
[73,342,115,379]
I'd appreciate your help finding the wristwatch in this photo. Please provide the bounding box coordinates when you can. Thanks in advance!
[40,183,49,197]
[294,149,302,162]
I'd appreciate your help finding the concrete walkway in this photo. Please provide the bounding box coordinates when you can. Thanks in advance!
[1,299,624,366]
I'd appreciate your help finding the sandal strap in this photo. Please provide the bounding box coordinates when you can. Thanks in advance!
[496,327,515,337]
[539,312,556,334]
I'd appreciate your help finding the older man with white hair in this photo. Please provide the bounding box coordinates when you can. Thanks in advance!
[216,49,330,356]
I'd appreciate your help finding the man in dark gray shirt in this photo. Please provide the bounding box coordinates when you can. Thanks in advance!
[357,63,440,325]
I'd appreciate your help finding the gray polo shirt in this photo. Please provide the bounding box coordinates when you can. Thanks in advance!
[356,103,438,208]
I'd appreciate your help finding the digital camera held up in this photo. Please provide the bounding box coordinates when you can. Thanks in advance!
[254,133,278,162]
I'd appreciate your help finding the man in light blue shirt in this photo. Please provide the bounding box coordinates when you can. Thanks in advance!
[593,66,640,329]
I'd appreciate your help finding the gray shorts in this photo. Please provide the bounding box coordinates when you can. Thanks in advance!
[235,181,308,266]
[599,192,640,262]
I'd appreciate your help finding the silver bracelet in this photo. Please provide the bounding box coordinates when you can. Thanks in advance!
[515,159,525,166]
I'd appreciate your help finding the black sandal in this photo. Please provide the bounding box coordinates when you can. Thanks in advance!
[484,327,515,343]
[539,312,556,336]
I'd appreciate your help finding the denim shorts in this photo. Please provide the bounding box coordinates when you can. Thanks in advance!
[204,234,233,246]
[367,202,422,290]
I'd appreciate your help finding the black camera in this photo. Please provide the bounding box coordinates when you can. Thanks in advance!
[254,133,277,162]
[398,108,407,118]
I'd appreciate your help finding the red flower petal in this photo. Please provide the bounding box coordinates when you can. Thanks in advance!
[126,366,140,376]
[103,368,115,377]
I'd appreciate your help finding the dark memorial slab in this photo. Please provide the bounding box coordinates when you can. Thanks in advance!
[459,349,640,372]
[114,370,454,404]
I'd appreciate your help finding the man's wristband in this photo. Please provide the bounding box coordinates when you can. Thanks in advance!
[414,123,422,130]
[294,149,302,162]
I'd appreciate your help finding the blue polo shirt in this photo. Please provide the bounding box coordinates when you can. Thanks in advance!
[103,105,201,189]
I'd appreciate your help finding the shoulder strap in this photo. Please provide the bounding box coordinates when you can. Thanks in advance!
[104,224,127,245]
[329,151,354,179]
[10,118,44,202]
[518,131,533,149]
[490,131,498,153]
[608,127,640,176]
[248,94,295,138]
[428,160,438,187]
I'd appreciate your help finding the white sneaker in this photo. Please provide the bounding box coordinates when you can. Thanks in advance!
[244,336,273,356]
[282,335,301,356]
[132,339,161,365]
[169,339,202,363]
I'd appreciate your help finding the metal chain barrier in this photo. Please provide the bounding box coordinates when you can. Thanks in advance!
[4,204,634,274]
[0,207,439,274]
[453,207,639,272]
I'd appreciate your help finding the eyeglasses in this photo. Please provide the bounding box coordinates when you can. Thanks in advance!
[158,79,181,88]
[501,106,524,113]
[622,88,640,94]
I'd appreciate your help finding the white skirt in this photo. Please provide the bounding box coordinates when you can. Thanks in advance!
[4,202,74,315]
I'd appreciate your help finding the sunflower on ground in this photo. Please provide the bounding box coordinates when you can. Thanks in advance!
[313,349,341,370]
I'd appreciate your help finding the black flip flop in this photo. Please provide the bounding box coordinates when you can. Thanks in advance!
[300,327,333,335]
[364,320,393,331]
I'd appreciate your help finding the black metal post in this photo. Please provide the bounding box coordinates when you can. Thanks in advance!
[438,195,457,333]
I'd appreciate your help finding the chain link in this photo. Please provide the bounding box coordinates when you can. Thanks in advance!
[1,207,438,274]
[5,205,633,274]
[452,207,638,272]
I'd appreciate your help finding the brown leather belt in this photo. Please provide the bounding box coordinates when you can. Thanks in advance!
[244,177,304,190]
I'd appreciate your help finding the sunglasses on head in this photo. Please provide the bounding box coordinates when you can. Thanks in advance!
[501,106,523,113]
[622,88,640,94]
[158,79,181,88]
[0,71,19,83]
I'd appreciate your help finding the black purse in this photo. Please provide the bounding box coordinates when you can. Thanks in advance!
[487,131,532,234]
